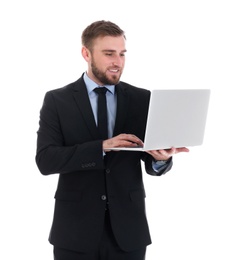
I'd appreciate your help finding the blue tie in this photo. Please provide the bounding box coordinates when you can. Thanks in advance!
[94,87,108,140]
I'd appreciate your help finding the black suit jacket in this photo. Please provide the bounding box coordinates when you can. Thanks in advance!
[36,74,173,252]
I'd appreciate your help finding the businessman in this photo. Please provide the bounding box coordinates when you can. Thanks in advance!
[36,20,189,260]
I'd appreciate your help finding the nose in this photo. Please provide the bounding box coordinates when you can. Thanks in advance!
[112,55,123,67]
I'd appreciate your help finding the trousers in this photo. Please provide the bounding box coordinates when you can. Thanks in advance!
[53,210,146,260]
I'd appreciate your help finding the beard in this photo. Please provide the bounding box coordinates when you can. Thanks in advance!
[91,59,122,85]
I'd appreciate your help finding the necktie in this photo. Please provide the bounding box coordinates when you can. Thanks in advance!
[94,87,108,140]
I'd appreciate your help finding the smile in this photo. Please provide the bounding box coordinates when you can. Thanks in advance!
[109,69,119,73]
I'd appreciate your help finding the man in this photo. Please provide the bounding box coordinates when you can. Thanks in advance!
[36,20,189,260]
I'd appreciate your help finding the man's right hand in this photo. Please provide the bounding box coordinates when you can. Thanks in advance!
[103,134,143,152]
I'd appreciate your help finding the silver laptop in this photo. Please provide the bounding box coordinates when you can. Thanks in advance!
[110,89,211,151]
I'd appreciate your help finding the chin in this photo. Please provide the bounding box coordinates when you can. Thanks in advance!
[108,75,120,85]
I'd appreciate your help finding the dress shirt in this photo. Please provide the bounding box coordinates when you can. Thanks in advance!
[83,72,167,172]
[83,72,116,139]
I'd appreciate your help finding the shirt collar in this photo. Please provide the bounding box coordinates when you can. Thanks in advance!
[83,72,115,95]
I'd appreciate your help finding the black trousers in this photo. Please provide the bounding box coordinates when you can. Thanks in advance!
[53,210,146,260]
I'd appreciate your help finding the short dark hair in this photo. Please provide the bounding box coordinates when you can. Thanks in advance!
[81,20,125,51]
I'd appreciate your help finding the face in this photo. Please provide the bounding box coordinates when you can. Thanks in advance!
[82,35,126,86]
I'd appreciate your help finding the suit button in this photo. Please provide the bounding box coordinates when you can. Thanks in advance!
[105,169,110,174]
[101,195,107,201]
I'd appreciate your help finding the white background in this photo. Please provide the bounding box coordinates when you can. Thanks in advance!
[1,1,231,259]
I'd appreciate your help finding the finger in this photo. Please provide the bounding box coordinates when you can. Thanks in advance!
[120,134,143,146]
[158,149,171,157]
[175,147,190,153]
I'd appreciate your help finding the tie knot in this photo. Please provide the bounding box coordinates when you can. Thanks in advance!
[94,87,108,95]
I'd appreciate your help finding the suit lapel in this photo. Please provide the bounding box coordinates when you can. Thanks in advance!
[72,78,100,140]
[72,77,130,139]
[113,83,130,136]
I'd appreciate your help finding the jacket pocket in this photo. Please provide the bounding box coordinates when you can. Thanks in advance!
[129,189,146,202]
[54,190,82,202]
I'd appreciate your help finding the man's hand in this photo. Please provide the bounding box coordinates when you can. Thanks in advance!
[146,147,190,161]
[103,134,143,152]
[102,134,190,158]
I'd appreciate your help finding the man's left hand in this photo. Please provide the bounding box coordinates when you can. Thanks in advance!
[146,147,190,161]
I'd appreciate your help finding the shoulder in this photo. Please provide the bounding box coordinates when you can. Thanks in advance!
[44,75,85,99]
[117,81,151,100]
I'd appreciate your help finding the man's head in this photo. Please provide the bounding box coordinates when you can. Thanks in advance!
[81,20,126,86]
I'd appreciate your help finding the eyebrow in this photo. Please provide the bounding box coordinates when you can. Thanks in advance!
[102,49,127,53]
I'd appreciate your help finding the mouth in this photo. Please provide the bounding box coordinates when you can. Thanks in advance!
[108,68,120,73]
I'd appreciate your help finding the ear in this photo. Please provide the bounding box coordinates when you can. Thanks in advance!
[81,46,91,62]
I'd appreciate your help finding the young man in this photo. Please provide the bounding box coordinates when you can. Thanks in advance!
[36,20,189,260]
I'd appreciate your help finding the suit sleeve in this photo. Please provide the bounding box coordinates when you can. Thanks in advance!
[142,153,173,176]
[35,91,105,175]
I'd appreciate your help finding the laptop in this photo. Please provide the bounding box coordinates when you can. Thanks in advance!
[109,89,211,151]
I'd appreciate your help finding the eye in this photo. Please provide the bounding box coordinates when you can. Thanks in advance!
[105,52,112,56]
